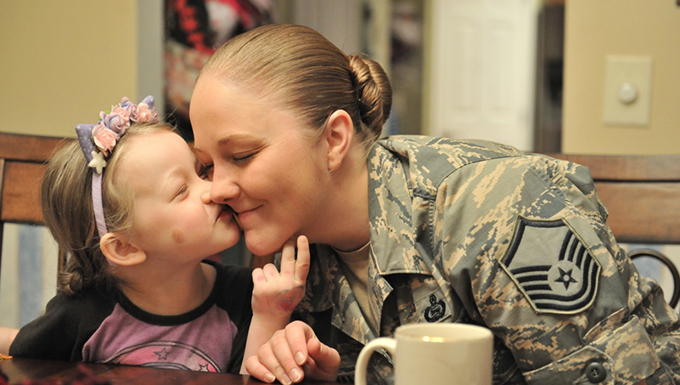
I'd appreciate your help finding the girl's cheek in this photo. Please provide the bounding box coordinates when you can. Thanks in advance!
[172,228,185,243]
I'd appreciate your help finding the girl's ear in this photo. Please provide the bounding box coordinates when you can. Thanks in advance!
[100,233,146,266]
[324,109,354,172]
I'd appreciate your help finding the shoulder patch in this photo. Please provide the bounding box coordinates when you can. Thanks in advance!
[500,217,601,314]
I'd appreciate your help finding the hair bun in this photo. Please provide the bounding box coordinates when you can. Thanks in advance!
[348,54,392,141]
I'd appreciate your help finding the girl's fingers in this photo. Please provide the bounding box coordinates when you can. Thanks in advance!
[252,268,266,286]
[295,235,311,283]
[279,238,297,276]
[262,263,279,280]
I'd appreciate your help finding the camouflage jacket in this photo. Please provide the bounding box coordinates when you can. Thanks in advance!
[292,136,680,385]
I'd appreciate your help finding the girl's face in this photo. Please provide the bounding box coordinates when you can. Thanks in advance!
[119,131,240,261]
[190,75,330,256]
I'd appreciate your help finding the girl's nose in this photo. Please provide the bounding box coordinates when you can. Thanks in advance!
[199,179,213,204]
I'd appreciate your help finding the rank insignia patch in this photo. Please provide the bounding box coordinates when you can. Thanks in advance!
[500,217,601,314]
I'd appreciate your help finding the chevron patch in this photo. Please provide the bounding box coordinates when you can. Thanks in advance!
[501,217,601,314]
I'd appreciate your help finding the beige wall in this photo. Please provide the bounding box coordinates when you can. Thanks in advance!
[563,0,680,155]
[0,0,162,138]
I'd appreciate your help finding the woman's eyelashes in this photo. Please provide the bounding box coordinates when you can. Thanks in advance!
[195,147,259,180]
[233,152,255,163]
[199,164,214,180]
[232,143,264,164]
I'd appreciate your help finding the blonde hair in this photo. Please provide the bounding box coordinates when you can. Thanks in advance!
[199,24,393,151]
[41,123,177,295]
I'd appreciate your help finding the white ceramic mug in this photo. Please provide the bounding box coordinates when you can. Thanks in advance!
[354,323,493,385]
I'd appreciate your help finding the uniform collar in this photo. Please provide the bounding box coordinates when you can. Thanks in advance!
[294,138,440,342]
[367,139,436,277]
[298,139,436,314]
[295,244,383,344]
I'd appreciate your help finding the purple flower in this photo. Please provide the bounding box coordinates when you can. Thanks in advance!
[99,110,130,135]
[78,96,158,166]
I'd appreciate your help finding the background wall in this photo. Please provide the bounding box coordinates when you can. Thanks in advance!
[562,0,680,155]
[3,1,679,148]
[0,0,163,328]
[0,0,163,138]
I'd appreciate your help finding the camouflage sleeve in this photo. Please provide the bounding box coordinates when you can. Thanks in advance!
[435,154,680,384]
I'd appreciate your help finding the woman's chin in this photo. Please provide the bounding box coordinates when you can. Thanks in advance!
[244,232,285,257]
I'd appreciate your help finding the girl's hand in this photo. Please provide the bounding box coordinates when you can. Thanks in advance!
[245,321,340,384]
[251,236,310,320]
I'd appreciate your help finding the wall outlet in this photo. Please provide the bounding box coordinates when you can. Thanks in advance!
[602,56,653,126]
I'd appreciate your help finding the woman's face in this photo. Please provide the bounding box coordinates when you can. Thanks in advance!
[190,74,330,256]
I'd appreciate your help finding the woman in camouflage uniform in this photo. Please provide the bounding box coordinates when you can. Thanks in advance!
[189,24,680,385]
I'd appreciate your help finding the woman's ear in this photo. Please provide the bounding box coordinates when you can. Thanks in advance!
[324,109,354,172]
[100,233,146,266]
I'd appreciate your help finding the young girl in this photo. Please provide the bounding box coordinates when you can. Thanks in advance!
[9,96,308,378]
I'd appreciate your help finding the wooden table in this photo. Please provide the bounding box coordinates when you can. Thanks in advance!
[0,357,341,384]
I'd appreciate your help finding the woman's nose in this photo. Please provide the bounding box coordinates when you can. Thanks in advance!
[208,169,240,204]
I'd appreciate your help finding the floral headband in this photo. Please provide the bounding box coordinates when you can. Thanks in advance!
[75,96,159,238]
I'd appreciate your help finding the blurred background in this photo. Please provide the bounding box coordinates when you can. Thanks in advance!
[1,0,679,328]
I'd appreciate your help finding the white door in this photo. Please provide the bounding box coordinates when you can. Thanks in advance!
[290,0,363,55]
[426,0,539,151]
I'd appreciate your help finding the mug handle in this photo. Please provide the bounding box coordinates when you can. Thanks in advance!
[354,337,396,385]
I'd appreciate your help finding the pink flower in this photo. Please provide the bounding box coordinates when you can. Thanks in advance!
[99,110,130,135]
[136,102,159,123]
[92,124,118,156]
[122,98,141,122]
[80,96,159,171]
[111,105,130,121]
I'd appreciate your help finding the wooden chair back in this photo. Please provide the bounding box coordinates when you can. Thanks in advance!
[547,154,680,307]
[0,132,73,279]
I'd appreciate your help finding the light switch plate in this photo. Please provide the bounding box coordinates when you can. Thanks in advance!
[602,56,653,126]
